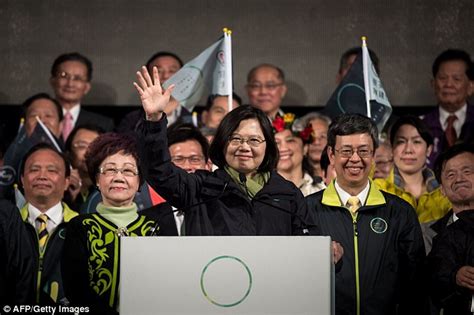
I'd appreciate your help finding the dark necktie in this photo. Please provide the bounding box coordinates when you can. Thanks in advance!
[445,115,458,147]
[37,214,49,249]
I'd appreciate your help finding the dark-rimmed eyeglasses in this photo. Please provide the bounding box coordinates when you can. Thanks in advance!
[334,147,373,158]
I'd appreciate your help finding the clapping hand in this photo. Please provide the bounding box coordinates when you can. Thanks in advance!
[133,66,175,121]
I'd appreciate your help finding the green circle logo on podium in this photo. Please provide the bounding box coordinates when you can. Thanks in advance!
[200,255,253,307]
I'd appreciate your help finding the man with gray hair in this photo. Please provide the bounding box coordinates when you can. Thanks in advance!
[246,63,287,119]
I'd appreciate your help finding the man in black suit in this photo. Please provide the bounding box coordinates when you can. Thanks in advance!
[50,52,114,142]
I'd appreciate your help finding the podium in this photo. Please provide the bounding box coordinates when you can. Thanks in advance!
[120,236,335,315]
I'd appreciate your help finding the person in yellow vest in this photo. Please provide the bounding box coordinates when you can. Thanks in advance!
[19,143,78,305]
[374,115,451,251]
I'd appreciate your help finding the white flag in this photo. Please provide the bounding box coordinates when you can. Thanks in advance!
[163,33,232,111]
[362,36,392,131]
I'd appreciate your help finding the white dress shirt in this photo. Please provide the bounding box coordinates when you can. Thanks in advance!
[439,103,467,137]
[334,180,370,208]
[27,202,63,234]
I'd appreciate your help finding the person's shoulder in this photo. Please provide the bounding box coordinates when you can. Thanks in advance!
[453,210,474,228]
[77,108,114,129]
[305,188,325,201]
[67,213,95,226]
[0,199,18,219]
[267,171,303,195]
[379,190,417,215]
[420,106,439,119]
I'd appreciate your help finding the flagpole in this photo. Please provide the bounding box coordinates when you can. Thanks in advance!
[223,28,233,113]
[361,36,372,118]
[17,118,24,133]
[35,116,62,152]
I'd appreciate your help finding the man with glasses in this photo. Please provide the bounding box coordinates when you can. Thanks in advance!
[141,123,211,235]
[246,63,287,119]
[306,113,426,315]
[50,52,114,141]
[168,123,211,173]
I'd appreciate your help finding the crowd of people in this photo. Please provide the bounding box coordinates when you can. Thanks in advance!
[0,47,473,315]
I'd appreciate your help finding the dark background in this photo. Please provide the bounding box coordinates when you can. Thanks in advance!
[1,0,473,106]
[1,0,473,143]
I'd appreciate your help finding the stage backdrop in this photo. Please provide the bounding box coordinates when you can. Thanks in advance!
[1,0,473,107]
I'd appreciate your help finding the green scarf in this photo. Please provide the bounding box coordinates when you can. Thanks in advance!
[224,166,270,199]
[96,202,139,228]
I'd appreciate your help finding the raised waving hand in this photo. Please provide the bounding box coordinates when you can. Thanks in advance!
[133,66,175,121]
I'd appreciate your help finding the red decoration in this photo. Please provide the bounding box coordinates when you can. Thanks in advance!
[272,115,286,133]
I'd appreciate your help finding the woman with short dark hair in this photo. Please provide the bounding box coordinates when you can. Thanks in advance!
[62,132,155,314]
[134,66,314,236]
[374,115,451,253]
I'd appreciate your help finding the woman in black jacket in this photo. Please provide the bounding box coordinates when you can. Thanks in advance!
[134,66,314,236]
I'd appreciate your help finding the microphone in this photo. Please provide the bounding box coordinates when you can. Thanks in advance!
[238,172,310,235]
[148,181,229,236]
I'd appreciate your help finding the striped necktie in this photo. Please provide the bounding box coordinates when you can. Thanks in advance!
[347,196,361,213]
[37,214,49,248]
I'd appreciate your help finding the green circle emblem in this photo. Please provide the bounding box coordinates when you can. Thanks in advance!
[200,255,252,307]
[370,217,388,234]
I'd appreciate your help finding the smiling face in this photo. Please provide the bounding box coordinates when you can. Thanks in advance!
[169,139,209,173]
[21,149,70,211]
[329,133,374,194]
[224,119,266,176]
[275,129,305,173]
[246,66,287,118]
[392,124,431,176]
[96,152,140,207]
[50,60,91,107]
[440,152,474,209]
[432,60,473,113]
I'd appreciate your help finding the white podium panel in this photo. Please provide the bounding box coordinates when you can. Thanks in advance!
[120,236,334,315]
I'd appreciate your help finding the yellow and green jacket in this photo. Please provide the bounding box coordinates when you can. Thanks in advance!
[20,203,78,305]
[306,180,426,315]
[374,167,451,223]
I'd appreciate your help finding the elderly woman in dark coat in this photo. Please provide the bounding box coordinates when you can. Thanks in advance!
[61,133,156,314]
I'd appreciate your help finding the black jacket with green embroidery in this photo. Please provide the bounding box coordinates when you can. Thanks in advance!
[61,213,155,315]
[306,181,426,315]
